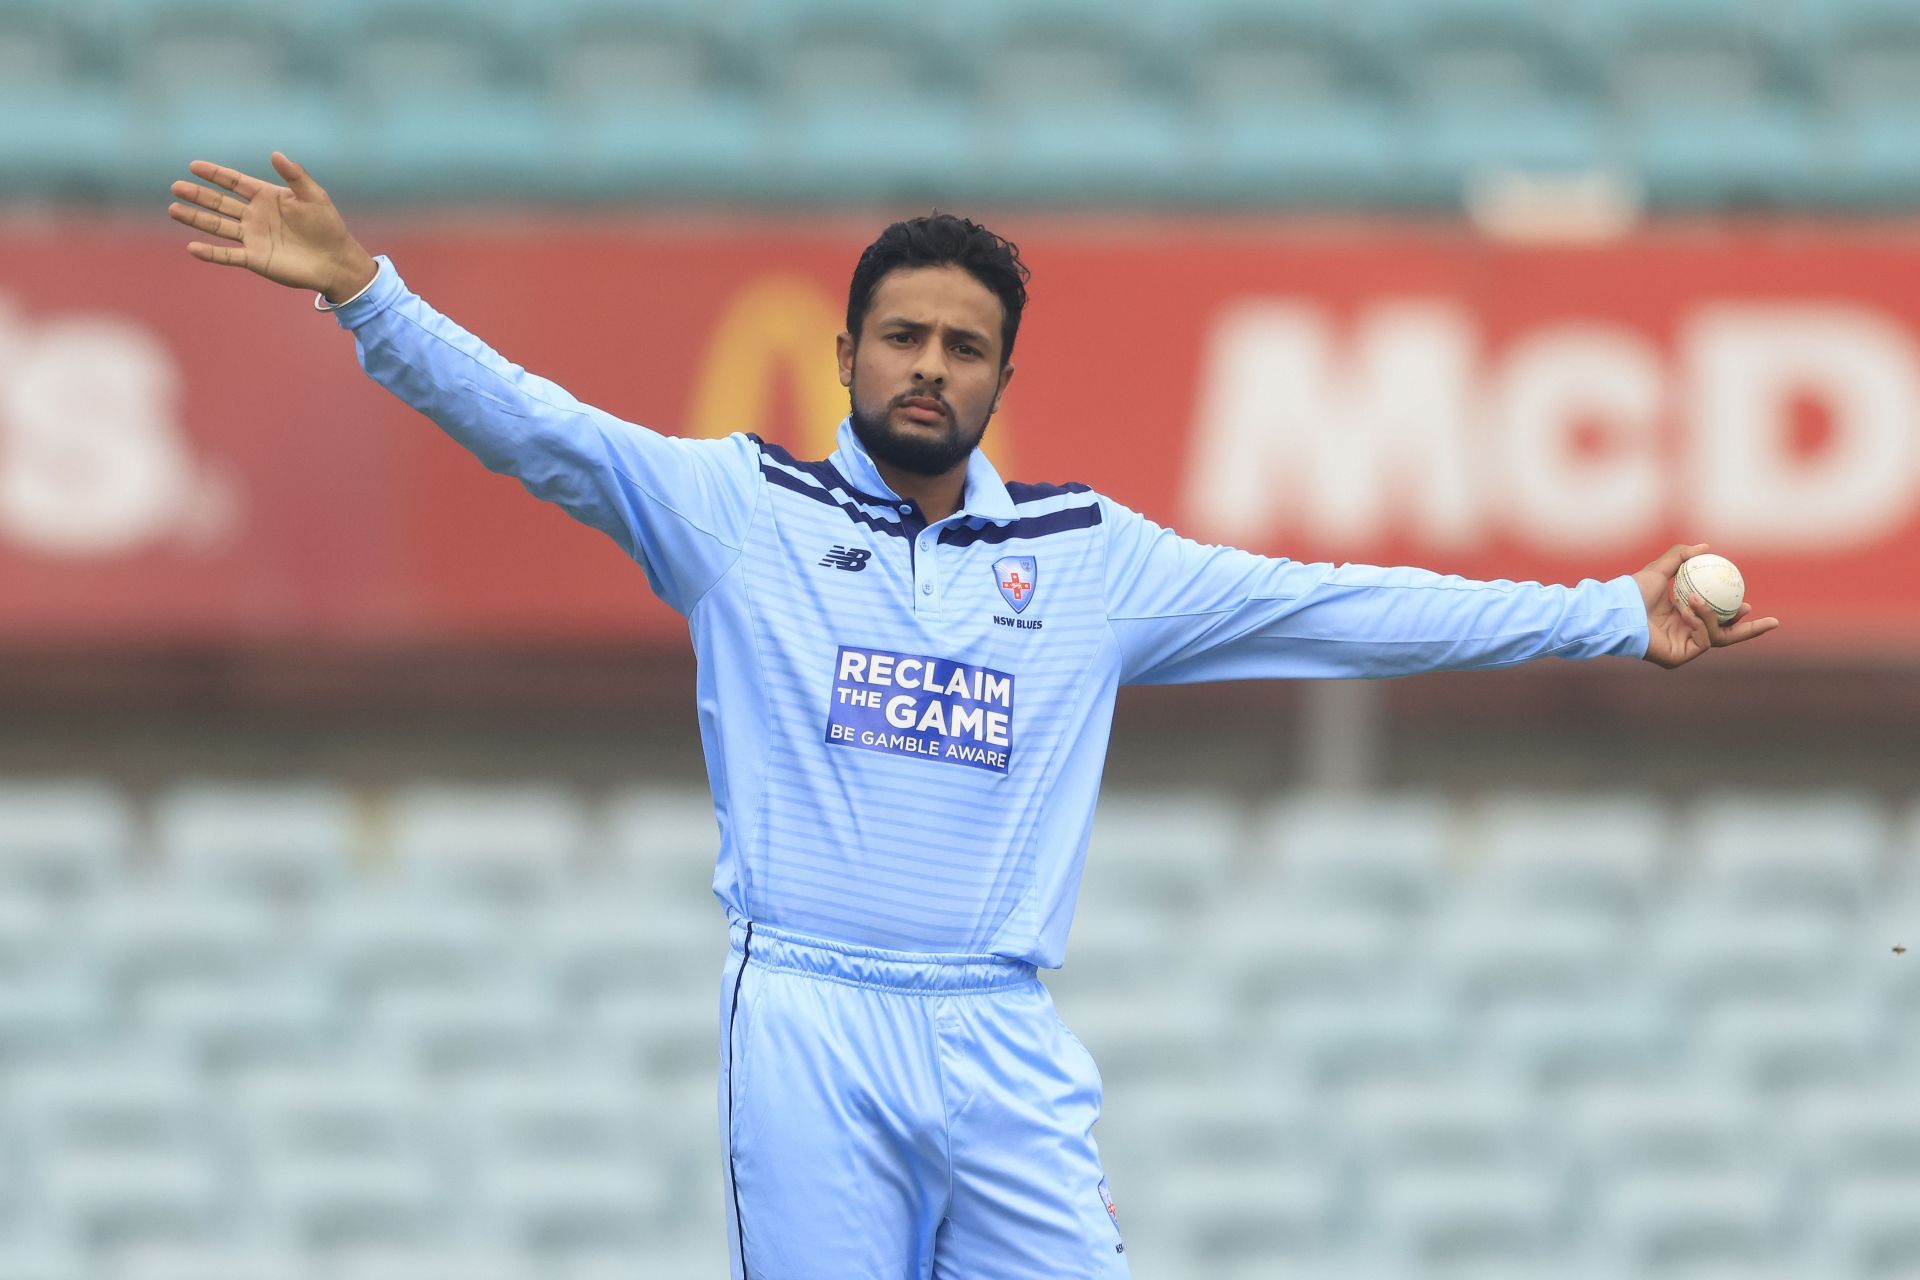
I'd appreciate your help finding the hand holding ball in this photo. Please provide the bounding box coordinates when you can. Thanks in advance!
[1670,552,1745,625]
[1636,542,1776,666]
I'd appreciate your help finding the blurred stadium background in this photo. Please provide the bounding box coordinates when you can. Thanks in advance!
[5,0,1920,1277]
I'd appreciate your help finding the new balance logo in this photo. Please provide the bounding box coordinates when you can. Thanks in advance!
[819,546,872,571]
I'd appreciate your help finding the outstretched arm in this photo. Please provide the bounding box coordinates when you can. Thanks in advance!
[1100,498,1778,685]
[170,155,762,615]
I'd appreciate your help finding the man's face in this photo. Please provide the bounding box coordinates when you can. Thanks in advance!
[838,265,1016,477]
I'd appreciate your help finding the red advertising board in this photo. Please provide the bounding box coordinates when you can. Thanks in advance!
[3,216,1917,655]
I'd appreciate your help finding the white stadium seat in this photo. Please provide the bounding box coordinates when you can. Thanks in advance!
[312,890,512,997]
[1082,791,1242,913]
[467,1153,671,1254]
[1427,900,1626,1008]
[579,984,716,1082]
[1369,1166,1564,1269]
[1650,903,1850,1010]
[1212,902,1410,1008]
[1266,992,1460,1088]
[109,1244,320,1280]
[1111,1071,1327,1160]
[250,1149,449,1252]
[563,1246,734,1280]
[0,970,113,1070]
[1465,790,1668,916]
[1154,1163,1344,1263]
[0,1243,89,1280]
[1585,1168,1789,1274]
[152,781,358,905]
[1694,995,1885,1093]
[0,780,133,902]
[330,1246,536,1280]
[1816,1171,1920,1277]
[532,885,724,999]
[600,785,723,896]
[38,1148,227,1252]
[232,1057,433,1161]
[1339,1073,1542,1173]
[361,976,563,1076]
[1560,1075,1767,1177]
[387,783,588,903]
[7,1049,207,1159]
[0,893,72,981]
[81,888,288,996]
[1680,789,1889,916]
[1474,992,1679,1090]
[132,970,340,1073]
[444,1065,653,1164]
[1253,792,1452,915]
[1791,1087,1920,1178]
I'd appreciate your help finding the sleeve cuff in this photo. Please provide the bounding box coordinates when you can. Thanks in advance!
[314,256,402,329]
[1602,572,1651,660]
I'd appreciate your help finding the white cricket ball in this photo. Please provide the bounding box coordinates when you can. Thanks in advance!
[1670,553,1745,625]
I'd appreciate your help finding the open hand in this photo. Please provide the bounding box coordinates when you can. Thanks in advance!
[1634,542,1780,668]
[169,153,377,303]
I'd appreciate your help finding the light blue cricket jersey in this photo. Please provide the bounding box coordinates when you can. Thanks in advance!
[328,257,1651,968]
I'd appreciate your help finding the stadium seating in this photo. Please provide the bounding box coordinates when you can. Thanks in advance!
[1383,0,1610,199]
[1251,791,1453,914]
[153,782,359,905]
[0,778,1911,1277]
[1465,790,1668,918]
[1681,790,1888,917]
[0,780,134,902]
[1178,0,1406,205]
[14,0,1920,207]
[112,1245,323,1280]
[1815,0,1920,203]
[0,968,112,1072]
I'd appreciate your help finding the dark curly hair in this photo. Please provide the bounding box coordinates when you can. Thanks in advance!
[846,213,1031,366]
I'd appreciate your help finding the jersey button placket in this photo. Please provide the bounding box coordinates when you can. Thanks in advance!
[915,530,937,609]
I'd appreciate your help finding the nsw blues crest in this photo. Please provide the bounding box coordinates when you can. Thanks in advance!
[992,555,1038,613]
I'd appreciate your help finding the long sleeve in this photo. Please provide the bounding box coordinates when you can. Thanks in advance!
[325,256,762,616]
[1099,495,1650,685]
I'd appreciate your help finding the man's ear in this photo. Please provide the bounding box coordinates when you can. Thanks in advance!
[991,361,1016,415]
[836,330,854,388]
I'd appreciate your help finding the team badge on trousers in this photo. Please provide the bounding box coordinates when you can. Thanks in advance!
[993,555,1038,613]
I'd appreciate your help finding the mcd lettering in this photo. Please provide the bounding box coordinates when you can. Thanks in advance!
[826,645,1014,773]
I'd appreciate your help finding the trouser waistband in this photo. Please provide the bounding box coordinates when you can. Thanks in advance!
[728,918,1037,994]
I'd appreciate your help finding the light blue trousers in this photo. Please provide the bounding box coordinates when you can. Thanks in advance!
[718,918,1131,1279]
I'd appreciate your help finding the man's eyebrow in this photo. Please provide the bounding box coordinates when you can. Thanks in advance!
[876,316,992,345]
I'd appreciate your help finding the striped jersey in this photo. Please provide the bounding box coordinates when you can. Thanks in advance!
[327,257,1651,968]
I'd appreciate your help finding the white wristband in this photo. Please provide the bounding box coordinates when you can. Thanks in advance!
[314,270,378,312]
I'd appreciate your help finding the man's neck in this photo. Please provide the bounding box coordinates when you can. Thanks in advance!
[871,457,967,524]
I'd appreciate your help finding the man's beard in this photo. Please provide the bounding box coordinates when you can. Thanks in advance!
[849,392,987,477]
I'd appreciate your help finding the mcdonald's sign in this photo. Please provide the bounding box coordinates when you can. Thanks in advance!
[1,217,1915,653]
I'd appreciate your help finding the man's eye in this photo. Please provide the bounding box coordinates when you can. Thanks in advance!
[954,345,978,357]
[888,333,913,344]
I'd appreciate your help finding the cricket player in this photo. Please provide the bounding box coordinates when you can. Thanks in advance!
[170,153,1779,1280]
